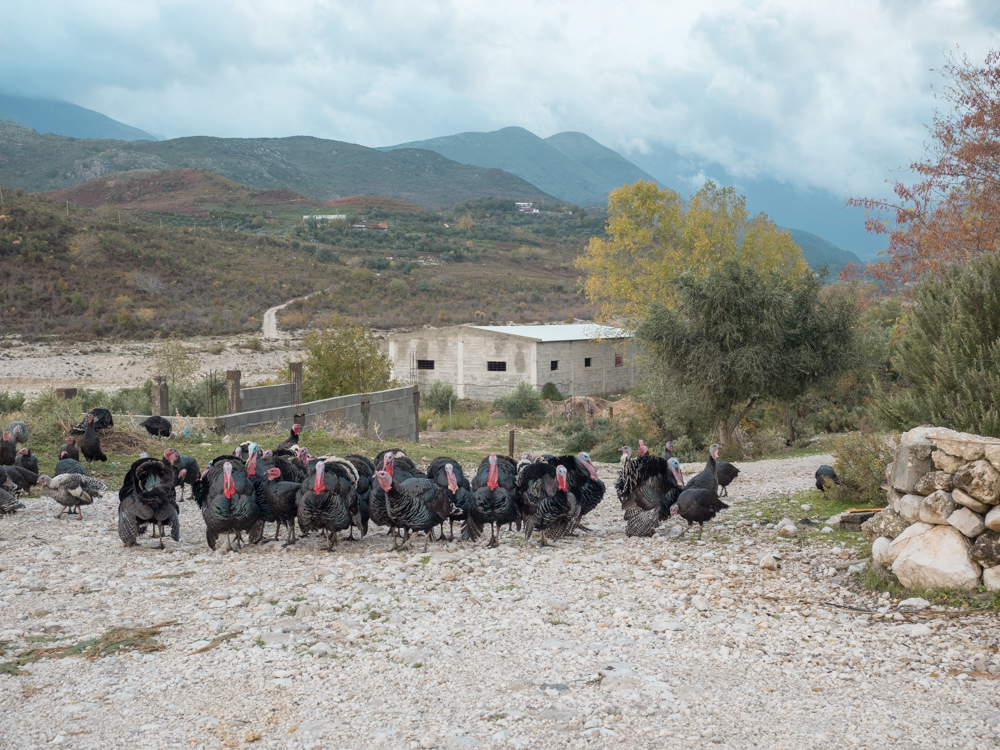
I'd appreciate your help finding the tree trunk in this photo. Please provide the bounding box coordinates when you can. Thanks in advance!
[719,396,757,446]
[785,404,796,446]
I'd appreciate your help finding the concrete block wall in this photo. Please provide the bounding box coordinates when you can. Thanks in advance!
[240,383,295,412]
[536,340,634,397]
[216,385,417,440]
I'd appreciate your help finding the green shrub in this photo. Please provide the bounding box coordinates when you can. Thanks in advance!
[827,430,894,507]
[493,382,543,425]
[539,382,563,401]
[423,381,456,414]
[878,253,1000,435]
[0,391,26,413]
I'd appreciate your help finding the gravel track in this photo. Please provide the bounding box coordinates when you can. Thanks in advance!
[0,454,997,750]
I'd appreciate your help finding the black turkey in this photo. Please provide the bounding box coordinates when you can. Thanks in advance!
[59,436,81,461]
[467,453,519,547]
[296,459,361,550]
[140,415,173,438]
[260,467,302,545]
[70,408,113,434]
[14,448,38,475]
[164,448,200,501]
[815,465,840,492]
[0,484,24,518]
[545,452,605,532]
[55,457,87,477]
[617,446,685,537]
[39,474,107,519]
[716,461,740,496]
[0,430,15,466]
[6,421,28,447]
[426,457,473,541]
[344,454,375,539]
[671,487,729,539]
[79,414,107,464]
[685,444,721,492]
[368,451,417,537]
[118,455,180,548]
[1,465,45,494]
[276,423,303,452]
[374,469,451,551]
[517,462,577,547]
[192,457,270,551]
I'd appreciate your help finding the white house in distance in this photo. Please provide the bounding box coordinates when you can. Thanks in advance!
[387,324,634,400]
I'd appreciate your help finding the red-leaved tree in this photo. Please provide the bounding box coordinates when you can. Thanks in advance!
[846,49,1000,291]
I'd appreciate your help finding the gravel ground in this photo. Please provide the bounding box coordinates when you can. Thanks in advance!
[1,454,998,750]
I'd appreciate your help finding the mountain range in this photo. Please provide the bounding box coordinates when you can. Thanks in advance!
[0,94,864,272]
[382,126,661,208]
[0,93,156,141]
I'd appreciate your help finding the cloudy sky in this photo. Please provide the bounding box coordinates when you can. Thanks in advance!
[3,1,999,219]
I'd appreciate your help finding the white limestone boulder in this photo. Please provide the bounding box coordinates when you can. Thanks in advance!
[918,490,957,525]
[892,525,982,591]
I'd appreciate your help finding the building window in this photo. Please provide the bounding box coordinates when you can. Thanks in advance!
[550,360,558,371]
[615,354,623,368]
[416,359,435,370]
[584,357,592,368]
[487,361,507,372]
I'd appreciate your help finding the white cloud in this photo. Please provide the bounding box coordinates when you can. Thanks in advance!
[2,0,999,198]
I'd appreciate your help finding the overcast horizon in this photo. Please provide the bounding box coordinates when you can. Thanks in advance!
[3,0,1000,243]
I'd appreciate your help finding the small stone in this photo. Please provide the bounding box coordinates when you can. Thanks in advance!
[909,624,933,637]
[847,562,867,575]
[969,530,1000,567]
[778,525,798,538]
[308,642,332,656]
[953,460,1000,504]
[918,490,957,525]
[932,450,963,474]
[800,504,811,512]
[915,471,955,495]
[983,566,1000,592]
[820,526,834,534]
[872,537,894,568]
[984,505,1000,532]
[759,555,779,571]
[898,597,930,609]
[891,494,924,524]
[690,595,709,612]
[952,487,992,513]
[948,507,986,538]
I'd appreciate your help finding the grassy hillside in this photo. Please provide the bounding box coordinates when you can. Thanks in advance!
[0,181,600,339]
[0,96,156,141]
[382,126,661,207]
[781,226,862,279]
[0,121,556,209]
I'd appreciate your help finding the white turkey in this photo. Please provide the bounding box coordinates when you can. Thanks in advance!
[39,474,107,519]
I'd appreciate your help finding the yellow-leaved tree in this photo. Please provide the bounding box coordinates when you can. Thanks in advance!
[577,180,808,326]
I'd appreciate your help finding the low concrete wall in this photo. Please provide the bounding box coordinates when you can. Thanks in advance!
[217,385,419,440]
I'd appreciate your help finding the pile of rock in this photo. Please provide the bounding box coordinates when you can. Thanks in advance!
[864,426,1000,591]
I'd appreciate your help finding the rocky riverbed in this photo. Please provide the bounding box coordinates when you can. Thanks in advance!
[1,454,998,750]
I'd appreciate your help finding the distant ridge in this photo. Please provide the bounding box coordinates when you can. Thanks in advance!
[780,226,862,279]
[0,94,156,141]
[381,126,662,207]
[0,121,558,210]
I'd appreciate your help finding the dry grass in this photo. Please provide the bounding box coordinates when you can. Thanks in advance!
[0,621,177,675]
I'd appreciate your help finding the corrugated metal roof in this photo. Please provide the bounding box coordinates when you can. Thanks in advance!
[469,323,629,342]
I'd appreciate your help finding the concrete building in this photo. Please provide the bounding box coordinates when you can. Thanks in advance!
[387,324,634,400]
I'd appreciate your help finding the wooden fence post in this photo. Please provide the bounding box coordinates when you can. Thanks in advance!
[151,376,168,416]
[412,386,420,443]
[508,429,515,458]
[226,370,242,414]
[289,361,303,406]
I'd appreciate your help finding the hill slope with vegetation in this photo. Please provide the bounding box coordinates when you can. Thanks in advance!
[0,181,600,339]
[0,121,555,209]
[0,96,156,141]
